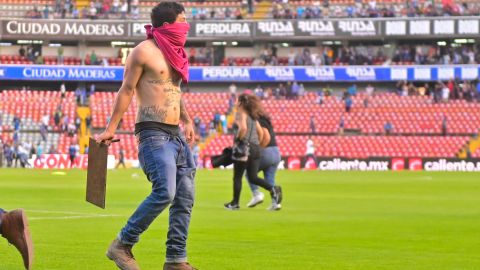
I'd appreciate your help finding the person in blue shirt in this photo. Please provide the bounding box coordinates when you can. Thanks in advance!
[296,6,305,18]
[348,84,357,96]
[13,116,21,132]
[68,143,77,168]
[384,121,393,135]
[36,142,43,161]
[345,96,353,113]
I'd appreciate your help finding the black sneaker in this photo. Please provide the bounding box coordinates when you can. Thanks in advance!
[270,186,283,204]
[275,186,283,204]
[224,202,240,210]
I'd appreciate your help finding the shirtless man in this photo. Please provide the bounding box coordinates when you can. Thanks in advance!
[96,2,197,270]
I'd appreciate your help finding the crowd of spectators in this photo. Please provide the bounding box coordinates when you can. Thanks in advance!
[189,6,243,20]
[188,48,213,65]
[272,0,480,19]
[26,0,138,20]
[394,45,480,65]
[223,44,480,67]
[395,79,480,103]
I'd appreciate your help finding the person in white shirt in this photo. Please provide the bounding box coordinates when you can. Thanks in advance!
[305,136,316,163]
[120,1,128,19]
[60,83,66,98]
[229,83,237,95]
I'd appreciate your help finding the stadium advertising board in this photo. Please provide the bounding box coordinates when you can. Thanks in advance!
[383,18,480,36]
[282,157,480,171]
[0,65,124,81]
[1,18,479,41]
[2,65,479,82]
[0,19,128,40]
[28,154,116,169]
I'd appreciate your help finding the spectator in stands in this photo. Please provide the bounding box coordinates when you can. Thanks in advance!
[40,125,47,142]
[442,83,450,102]
[365,84,375,96]
[57,46,64,65]
[13,115,21,132]
[465,146,472,159]
[89,2,98,19]
[348,84,357,96]
[229,83,237,95]
[193,116,201,134]
[345,95,353,113]
[120,1,128,19]
[86,114,92,130]
[18,46,26,57]
[36,142,43,162]
[310,116,316,134]
[112,0,120,15]
[115,147,126,169]
[291,81,300,99]
[26,46,34,62]
[384,121,393,135]
[221,114,228,134]
[16,143,30,168]
[72,7,80,19]
[199,122,207,139]
[62,115,69,132]
[213,112,221,130]
[43,5,50,19]
[316,90,324,105]
[305,136,316,164]
[90,50,98,65]
[254,85,264,99]
[338,116,345,135]
[441,115,448,136]
[68,122,76,137]
[4,143,13,167]
[68,143,78,168]
[54,109,62,129]
[75,116,81,132]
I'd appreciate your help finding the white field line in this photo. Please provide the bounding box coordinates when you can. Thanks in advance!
[27,210,104,215]
[29,214,122,221]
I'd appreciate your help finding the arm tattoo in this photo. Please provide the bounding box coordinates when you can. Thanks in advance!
[179,99,191,124]
[138,105,168,122]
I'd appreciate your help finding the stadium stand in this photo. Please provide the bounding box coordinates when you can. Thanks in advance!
[90,91,231,131]
[0,89,76,131]
[202,134,471,158]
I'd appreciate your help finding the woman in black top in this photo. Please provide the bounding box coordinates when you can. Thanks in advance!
[224,94,282,210]
[246,111,283,211]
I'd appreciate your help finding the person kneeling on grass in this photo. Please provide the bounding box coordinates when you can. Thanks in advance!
[0,208,34,270]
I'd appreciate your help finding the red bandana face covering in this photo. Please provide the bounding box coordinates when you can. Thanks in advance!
[145,22,190,83]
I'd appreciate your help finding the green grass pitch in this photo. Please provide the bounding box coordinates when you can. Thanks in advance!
[0,169,479,270]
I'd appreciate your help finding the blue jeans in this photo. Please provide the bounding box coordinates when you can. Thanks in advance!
[247,146,281,193]
[119,130,196,263]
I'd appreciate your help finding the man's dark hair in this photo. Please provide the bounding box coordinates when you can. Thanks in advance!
[151,1,185,27]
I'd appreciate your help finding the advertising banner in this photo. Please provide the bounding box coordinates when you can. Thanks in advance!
[1,65,479,82]
[1,17,479,41]
[1,19,128,40]
[0,65,124,81]
[28,154,116,169]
